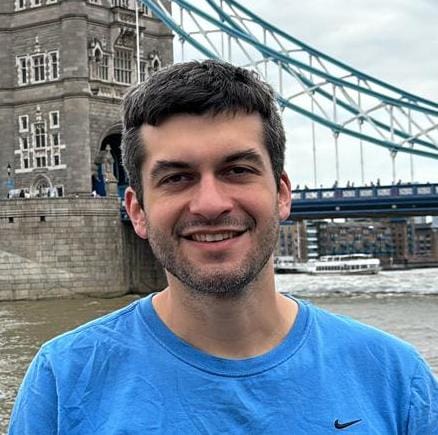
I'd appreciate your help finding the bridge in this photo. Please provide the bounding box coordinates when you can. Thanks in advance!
[290,183,438,219]
[119,182,438,221]
[117,0,437,221]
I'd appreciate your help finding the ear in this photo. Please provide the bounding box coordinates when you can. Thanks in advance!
[124,186,148,239]
[278,171,292,222]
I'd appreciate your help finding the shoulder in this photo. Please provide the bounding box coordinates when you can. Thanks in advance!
[297,300,438,431]
[40,298,144,361]
[301,299,422,374]
[303,299,414,347]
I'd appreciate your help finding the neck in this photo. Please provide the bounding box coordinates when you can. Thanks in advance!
[152,266,298,359]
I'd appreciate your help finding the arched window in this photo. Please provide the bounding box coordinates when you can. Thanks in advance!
[31,175,52,198]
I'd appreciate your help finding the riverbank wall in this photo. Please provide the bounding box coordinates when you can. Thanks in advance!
[382,262,438,271]
[0,197,166,301]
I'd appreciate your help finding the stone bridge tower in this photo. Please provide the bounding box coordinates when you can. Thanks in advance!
[0,0,171,299]
[0,0,173,198]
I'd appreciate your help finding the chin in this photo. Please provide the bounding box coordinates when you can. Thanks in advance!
[171,263,263,299]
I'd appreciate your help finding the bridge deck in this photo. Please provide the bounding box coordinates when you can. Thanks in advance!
[291,183,438,219]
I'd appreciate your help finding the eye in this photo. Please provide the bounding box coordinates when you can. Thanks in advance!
[224,166,257,177]
[160,173,193,186]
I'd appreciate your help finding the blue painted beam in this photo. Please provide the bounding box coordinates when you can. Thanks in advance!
[290,183,438,219]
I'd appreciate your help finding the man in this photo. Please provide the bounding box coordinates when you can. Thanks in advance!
[9,60,438,434]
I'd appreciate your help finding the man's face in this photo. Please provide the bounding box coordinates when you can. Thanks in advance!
[126,112,291,297]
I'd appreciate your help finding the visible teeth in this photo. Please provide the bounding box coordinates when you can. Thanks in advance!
[192,232,236,242]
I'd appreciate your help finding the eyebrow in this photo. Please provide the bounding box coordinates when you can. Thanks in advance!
[149,148,265,181]
[223,149,265,167]
[150,161,191,182]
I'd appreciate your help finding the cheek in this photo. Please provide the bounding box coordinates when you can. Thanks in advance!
[146,200,183,233]
[239,193,277,220]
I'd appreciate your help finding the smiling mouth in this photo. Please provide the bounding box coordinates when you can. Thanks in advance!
[185,231,245,243]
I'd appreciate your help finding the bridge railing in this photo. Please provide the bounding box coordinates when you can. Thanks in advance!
[292,183,438,201]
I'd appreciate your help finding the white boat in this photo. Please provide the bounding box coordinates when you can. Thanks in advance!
[304,254,380,275]
[274,256,298,273]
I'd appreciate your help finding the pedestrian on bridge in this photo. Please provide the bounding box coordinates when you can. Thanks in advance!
[9,60,438,434]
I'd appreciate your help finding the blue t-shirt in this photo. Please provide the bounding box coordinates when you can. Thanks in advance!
[9,295,438,434]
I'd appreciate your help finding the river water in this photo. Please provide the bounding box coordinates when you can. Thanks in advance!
[1,268,437,432]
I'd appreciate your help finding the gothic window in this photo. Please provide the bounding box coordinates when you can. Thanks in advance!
[140,61,147,82]
[16,50,59,86]
[114,49,132,84]
[19,115,29,132]
[20,137,29,150]
[98,54,109,80]
[49,111,59,128]
[16,0,26,10]
[15,0,58,10]
[35,156,47,168]
[147,52,162,75]
[152,58,160,72]
[89,41,110,81]
[139,4,151,16]
[112,0,128,7]
[16,111,65,173]
[51,133,59,146]
[49,51,59,80]
[32,55,45,82]
[17,57,28,85]
[34,122,46,148]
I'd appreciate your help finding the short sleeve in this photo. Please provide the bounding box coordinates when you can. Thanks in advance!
[407,356,438,435]
[8,348,58,435]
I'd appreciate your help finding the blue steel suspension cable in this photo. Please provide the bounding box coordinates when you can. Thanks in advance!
[138,0,438,160]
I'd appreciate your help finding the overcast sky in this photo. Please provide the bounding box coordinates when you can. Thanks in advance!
[172,0,438,187]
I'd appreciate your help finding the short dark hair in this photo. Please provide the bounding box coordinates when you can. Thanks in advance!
[121,59,286,208]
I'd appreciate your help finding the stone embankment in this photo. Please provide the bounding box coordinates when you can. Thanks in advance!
[0,197,166,301]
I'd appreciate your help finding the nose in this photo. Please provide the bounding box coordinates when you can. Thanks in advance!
[188,174,233,220]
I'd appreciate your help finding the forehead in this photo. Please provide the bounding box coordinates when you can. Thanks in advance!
[139,112,268,166]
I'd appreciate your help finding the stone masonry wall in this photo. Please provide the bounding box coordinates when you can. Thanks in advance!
[122,222,167,295]
[0,197,126,300]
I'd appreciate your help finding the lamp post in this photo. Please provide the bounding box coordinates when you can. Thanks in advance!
[6,163,14,194]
